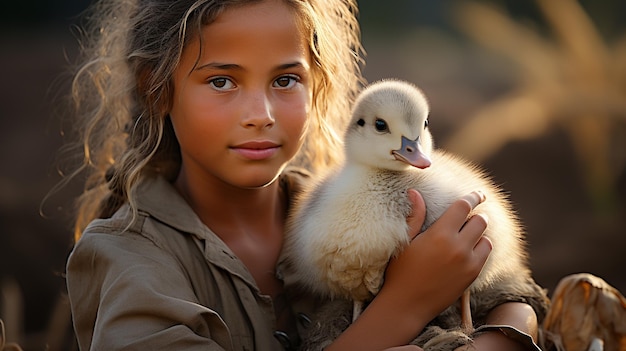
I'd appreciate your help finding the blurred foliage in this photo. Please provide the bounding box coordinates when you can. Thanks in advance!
[358,0,626,39]
[445,0,626,214]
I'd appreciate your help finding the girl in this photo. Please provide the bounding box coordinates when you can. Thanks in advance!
[63,0,545,350]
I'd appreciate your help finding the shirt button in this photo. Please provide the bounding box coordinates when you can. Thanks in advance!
[298,313,312,329]
[273,330,292,350]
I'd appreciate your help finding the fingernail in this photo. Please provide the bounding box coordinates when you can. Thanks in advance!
[476,190,486,202]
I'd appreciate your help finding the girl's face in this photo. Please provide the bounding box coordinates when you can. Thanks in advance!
[170,0,312,189]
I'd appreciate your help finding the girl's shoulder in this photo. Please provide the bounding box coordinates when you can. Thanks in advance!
[280,166,314,207]
[74,175,204,260]
[281,166,313,191]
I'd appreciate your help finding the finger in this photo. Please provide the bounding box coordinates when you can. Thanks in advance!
[406,189,426,240]
[460,213,489,244]
[436,191,486,232]
[473,235,493,263]
[459,190,486,211]
[461,214,491,269]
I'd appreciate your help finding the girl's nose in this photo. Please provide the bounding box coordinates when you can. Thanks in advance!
[241,89,275,129]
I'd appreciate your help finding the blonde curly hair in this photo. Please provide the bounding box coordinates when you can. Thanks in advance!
[65,0,365,240]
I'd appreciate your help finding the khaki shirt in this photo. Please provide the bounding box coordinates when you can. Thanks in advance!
[67,169,316,351]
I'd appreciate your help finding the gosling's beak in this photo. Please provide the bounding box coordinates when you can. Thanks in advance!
[392,135,431,169]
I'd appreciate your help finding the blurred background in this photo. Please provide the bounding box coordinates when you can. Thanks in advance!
[1,0,624,349]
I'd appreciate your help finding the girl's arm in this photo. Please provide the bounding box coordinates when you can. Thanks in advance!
[326,190,492,351]
[67,230,228,351]
[455,302,539,351]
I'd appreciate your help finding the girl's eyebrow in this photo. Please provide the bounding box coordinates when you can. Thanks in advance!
[276,62,308,71]
[194,62,240,71]
[194,61,308,72]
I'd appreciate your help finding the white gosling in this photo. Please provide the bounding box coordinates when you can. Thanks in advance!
[284,79,531,325]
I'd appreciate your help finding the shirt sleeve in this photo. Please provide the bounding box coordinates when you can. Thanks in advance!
[66,229,233,351]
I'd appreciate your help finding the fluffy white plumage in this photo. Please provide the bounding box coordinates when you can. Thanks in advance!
[284,79,530,322]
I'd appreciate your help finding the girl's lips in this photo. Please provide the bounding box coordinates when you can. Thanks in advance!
[231,141,280,160]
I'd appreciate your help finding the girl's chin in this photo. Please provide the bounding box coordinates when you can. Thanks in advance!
[237,169,284,189]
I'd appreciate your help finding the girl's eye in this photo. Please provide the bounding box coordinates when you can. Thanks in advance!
[273,75,299,89]
[208,77,235,90]
[374,118,389,133]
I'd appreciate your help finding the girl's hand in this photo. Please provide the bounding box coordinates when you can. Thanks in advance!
[383,189,492,324]
[454,302,539,351]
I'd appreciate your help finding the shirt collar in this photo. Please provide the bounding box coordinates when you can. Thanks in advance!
[133,175,211,239]
[132,167,310,239]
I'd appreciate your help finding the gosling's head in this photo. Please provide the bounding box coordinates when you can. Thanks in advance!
[345,80,433,172]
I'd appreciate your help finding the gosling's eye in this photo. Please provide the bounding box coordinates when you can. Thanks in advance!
[374,118,389,133]
[424,119,429,129]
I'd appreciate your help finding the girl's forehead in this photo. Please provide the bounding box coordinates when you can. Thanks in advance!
[179,0,310,71]
[208,0,301,29]
[199,3,305,51]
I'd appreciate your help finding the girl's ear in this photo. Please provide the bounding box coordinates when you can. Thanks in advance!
[135,65,173,116]
[135,65,152,99]
[129,67,181,181]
